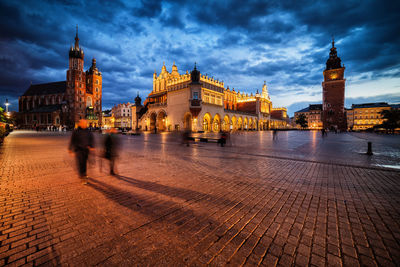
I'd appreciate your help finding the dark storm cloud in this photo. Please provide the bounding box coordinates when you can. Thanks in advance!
[1,0,399,111]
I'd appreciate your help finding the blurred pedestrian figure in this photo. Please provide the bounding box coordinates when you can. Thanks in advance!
[321,128,326,137]
[69,119,94,184]
[220,132,227,147]
[104,128,120,175]
[182,129,191,146]
[273,129,278,140]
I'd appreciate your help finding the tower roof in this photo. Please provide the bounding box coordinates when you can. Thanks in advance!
[325,37,342,70]
[69,25,84,59]
[190,62,200,83]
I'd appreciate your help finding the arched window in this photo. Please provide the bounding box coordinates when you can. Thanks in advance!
[86,96,92,107]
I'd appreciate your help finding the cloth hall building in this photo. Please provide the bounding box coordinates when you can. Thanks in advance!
[136,63,288,132]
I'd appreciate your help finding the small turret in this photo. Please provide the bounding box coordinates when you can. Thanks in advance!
[261,80,269,99]
[135,92,142,107]
[190,62,200,83]
[161,61,167,73]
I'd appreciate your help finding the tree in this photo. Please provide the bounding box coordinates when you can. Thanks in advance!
[295,114,308,129]
[0,107,8,123]
[380,108,400,134]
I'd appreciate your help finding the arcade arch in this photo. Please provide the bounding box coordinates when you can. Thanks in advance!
[157,110,167,131]
[222,115,230,131]
[202,113,212,132]
[213,114,221,132]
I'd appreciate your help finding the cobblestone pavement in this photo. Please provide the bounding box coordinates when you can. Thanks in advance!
[0,131,399,266]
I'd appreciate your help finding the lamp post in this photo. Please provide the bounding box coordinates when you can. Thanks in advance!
[5,99,9,113]
[5,99,10,118]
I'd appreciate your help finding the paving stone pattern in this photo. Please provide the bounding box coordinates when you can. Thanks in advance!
[0,131,399,266]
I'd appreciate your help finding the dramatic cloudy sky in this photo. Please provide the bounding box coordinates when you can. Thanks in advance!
[1,0,399,115]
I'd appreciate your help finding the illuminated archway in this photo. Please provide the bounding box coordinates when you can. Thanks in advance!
[244,117,248,130]
[203,113,212,132]
[157,110,167,131]
[237,117,243,130]
[249,118,253,130]
[223,115,230,131]
[254,119,258,130]
[213,114,221,132]
[231,116,237,131]
[149,112,157,131]
[183,112,192,131]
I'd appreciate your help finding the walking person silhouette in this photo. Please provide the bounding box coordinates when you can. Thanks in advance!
[69,119,94,184]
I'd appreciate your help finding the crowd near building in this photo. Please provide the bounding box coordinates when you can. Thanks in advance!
[18,27,102,129]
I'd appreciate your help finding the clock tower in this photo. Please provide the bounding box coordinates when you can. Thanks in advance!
[322,38,346,131]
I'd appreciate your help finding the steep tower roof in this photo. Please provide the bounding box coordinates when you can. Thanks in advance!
[325,37,342,70]
[69,25,84,59]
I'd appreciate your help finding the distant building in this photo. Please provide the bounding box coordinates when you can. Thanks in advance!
[294,104,323,129]
[112,103,132,129]
[102,110,114,129]
[270,108,289,128]
[322,39,346,131]
[131,94,143,130]
[135,63,288,132]
[347,102,399,130]
[18,27,102,128]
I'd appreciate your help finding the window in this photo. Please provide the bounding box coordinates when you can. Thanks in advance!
[193,92,199,100]
[204,93,210,103]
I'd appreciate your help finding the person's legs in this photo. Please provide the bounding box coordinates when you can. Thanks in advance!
[76,150,89,183]
[109,157,115,175]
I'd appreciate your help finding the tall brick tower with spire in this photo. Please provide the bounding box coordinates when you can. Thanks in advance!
[66,26,102,127]
[322,38,346,131]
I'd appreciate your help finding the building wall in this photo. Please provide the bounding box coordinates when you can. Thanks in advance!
[166,88,191,131]
[351,106,391,130]
[138,63,289,132]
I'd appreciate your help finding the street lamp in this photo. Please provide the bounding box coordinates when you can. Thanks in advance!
[5,99,9,113]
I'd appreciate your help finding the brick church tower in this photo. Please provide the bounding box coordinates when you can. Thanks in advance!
[66,26,102,127]
[322,38,346,131]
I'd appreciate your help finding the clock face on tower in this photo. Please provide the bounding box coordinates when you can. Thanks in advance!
[330,71,338,80]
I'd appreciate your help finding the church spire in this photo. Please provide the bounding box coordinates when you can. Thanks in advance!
[69,25,84,59]
[74,25,79,50]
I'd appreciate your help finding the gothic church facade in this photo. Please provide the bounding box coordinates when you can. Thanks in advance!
[19,28,102,128]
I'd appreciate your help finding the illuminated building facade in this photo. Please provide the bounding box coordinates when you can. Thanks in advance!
[137,63,288,132]
[294,104,323,129]
[18,27,102,128]
[112,103,132,129]
[347,102,399,130]
[102,110,114,129]
[322,39,346,131]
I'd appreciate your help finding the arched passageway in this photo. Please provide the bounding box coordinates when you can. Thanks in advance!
[203,113,212,132]
[213,114,221,132]
[157,110,167,131]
